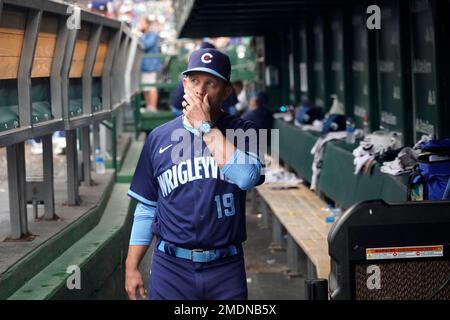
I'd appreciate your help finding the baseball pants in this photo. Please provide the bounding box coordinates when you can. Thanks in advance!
[148,248,248,300]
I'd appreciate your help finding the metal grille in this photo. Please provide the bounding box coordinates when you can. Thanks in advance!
[354,260,450,300]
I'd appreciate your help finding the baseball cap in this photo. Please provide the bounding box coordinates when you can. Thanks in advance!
[182,48,231,83]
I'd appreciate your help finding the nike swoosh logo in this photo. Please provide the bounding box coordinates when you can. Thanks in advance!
[159,144,173,154]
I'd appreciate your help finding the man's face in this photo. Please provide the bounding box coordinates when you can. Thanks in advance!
[182,72,231,109]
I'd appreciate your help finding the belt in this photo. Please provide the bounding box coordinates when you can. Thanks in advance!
[157,240,240,263]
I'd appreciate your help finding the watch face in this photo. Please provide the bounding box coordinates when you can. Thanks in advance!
[201,122,211,133]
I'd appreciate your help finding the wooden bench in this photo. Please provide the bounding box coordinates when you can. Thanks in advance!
[252,158,332,281]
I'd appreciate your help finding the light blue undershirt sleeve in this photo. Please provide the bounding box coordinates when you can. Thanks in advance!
[222,149,262,191]
[129,202,156,246]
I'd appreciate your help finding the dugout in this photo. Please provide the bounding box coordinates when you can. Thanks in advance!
[173,0,450,207]
[174,0,450,299]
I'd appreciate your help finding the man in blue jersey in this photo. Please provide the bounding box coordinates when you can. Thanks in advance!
[125,48,265,300]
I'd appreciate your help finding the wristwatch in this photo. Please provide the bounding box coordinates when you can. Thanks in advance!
[199,121,214,135]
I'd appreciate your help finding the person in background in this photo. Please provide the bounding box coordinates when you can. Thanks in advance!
[139,17,161,112]
[214,37,230,50]
[232,80,248,116]
[222,88,239,115]
[241,91,273,131]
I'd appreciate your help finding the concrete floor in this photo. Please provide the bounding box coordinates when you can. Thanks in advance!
[244,208,305,299]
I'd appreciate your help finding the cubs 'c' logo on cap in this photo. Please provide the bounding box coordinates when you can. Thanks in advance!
[200,52,213,64]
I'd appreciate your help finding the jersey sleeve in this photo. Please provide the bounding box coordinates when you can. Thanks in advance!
[128,135,159,206]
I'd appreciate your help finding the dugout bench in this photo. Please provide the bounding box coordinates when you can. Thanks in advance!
[251,157,332,299]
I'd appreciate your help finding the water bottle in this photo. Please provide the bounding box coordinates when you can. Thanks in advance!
[325,206,342,224]
[95,147,105,174]
[331,207,342,221]
[323,204,335,224]
[321,203,333,213]
[325,215,335,224]
[346,117,356,144]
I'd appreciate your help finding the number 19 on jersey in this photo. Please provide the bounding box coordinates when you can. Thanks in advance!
[215,193,236,219]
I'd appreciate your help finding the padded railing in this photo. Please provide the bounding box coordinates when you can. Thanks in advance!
[0,0,140,146]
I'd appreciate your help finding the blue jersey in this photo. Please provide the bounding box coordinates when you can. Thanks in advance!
[128,113,264,250]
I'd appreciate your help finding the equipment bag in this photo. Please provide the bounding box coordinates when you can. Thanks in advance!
[408,153,450,201]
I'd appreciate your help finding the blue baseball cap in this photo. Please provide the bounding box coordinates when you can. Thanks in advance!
[182,48,231,83]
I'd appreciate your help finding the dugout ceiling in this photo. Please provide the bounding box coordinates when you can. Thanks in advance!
[174,0,345,38]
